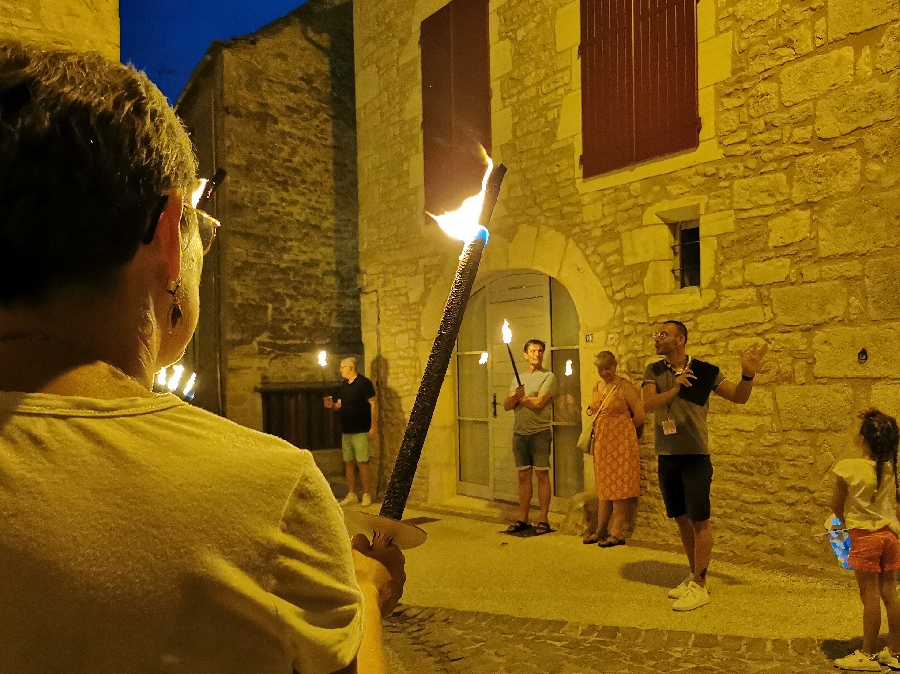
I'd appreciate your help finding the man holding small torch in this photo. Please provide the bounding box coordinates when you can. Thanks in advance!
[504,339,557,535]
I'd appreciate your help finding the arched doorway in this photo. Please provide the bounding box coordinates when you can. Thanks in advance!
[454,270,583,511]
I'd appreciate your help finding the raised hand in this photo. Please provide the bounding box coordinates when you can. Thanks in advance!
[740,343,769,377]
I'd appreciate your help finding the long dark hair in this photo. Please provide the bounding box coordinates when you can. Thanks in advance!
[859,408,900,498]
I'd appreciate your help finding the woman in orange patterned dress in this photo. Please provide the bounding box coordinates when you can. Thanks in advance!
[583,351,645,547]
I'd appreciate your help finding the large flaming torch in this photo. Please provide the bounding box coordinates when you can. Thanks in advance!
[346,159,507,549]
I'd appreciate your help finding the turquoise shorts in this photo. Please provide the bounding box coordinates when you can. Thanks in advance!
[342,433,370,462]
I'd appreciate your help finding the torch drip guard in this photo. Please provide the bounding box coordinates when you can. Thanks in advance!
[344,511,428,550]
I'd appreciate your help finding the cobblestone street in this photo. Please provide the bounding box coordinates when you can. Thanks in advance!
[384,604,852,673]
[346,506,869,673]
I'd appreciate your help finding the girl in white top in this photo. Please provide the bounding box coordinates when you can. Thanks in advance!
[831,409,900,671]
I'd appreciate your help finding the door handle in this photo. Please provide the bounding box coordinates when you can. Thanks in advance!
[491,393,498,418]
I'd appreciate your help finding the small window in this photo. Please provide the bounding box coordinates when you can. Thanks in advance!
[672,222,700,288]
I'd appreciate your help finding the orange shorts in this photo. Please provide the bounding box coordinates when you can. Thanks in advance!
[848,528,900,573]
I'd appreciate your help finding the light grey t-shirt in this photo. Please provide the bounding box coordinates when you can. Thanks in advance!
[510,370,557,435]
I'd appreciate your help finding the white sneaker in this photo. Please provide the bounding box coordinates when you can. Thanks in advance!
[668,575,711,599]
[877,647,900,671]
[361,493,372,507]
[671,581,709,611]
[834,650,881,671]
[667,575,693,599]
[338,493,359,507]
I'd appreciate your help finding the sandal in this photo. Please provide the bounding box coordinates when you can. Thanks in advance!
[533,522,552,535]
[582,531,604,544]
[506,520,532,533]
[598,535,626,548]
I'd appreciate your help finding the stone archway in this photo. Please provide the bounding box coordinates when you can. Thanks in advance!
[416,225,613,507]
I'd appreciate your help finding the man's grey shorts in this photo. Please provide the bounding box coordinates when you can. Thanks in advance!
[512,430,552,470]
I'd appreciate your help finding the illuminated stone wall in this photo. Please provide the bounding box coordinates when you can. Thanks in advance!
[0,0,119,60]
[355,0,900,566]
[178,0,361,430]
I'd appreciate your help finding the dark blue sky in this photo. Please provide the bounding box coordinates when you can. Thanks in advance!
[120,0,309,102]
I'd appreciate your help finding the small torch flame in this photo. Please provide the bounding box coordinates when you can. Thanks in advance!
[191,179,208,208]
[182,372,197,396]
[430,156,493,245]
[479,352,489,365]
[502,319,513,345]
[167,364,185,391]
[565,360,573,376]
[318,350,328,367]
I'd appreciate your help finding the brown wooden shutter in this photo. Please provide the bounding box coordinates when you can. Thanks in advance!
[421,4,455,214]
[421,0,491,214]
[633,0,699,162]
[581,0,635,177]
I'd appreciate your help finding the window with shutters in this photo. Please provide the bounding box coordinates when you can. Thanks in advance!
[420,0,491,215]
[580,0,699,178]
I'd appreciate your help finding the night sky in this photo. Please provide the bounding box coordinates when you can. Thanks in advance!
[119,0,309,102]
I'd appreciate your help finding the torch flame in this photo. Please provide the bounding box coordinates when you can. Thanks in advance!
[317,350,328,367]
[167,364,185,391]
[191,178,208,208]
[479,351,489,365]
[502,319,513,345]
[430,156,493,245]
[182,372,197,396]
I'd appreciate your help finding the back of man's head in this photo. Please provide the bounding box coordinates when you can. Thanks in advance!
[0,41,197,304]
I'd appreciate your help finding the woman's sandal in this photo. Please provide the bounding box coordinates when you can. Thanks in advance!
[582,531,604,544]
[506,520,532,533]
[533,522,552,535]
[598,535,626,548]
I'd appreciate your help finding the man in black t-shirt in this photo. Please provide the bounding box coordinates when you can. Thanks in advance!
[324,357,378,507]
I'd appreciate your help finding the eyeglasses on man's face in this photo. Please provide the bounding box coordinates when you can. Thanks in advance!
[145,168,226,256]
[651,331,671,339]
[182,180,220,255]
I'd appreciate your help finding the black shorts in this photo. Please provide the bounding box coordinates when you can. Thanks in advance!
[657,454,713,522]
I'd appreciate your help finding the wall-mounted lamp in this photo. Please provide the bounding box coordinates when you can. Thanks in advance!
[858,348,868,365]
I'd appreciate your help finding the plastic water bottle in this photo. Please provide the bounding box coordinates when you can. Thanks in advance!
[826,515,852,570]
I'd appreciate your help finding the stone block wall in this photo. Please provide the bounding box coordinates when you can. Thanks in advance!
[179,0,362,431]
[356,0,900,567]
[1,0,119,60]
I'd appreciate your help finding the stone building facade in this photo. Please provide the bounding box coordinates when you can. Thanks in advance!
[354,0,900,566]
[177,0,362,430]
[0,0,119,59]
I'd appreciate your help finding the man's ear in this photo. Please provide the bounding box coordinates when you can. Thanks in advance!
[155,190,184,285]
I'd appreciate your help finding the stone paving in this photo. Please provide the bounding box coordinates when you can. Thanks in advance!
[383,604,860,673]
